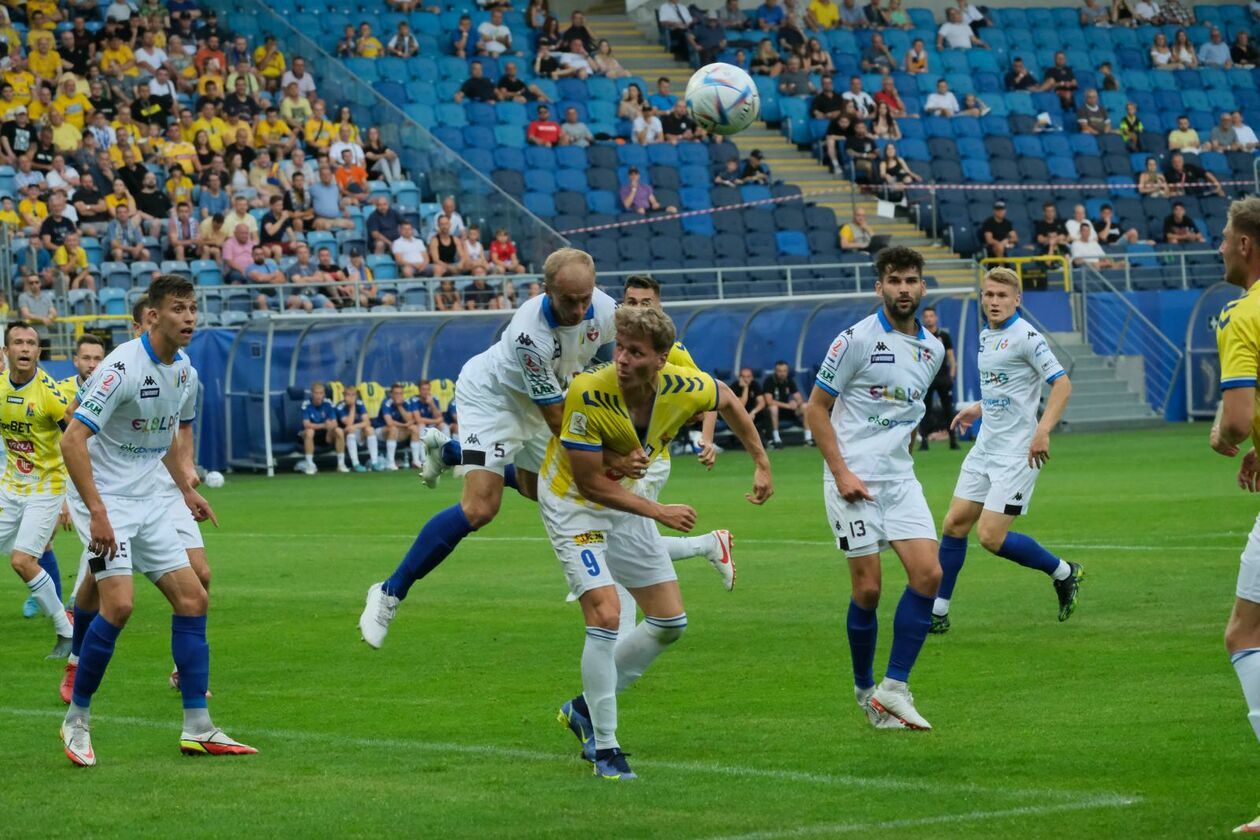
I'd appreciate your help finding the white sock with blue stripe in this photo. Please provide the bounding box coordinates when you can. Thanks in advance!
[615,613,687,693]
[1232,648,1260,741]
[28,570,71,636]
[582,626,620,751]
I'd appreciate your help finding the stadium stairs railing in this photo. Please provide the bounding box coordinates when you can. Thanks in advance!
[1077,263,1185,417]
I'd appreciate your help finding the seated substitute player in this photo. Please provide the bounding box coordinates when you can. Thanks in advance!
[1206,197,1260,835]
[299,381,347,474]
[59,275,254,766]
[804,245,945,731]
[762,360,813,448]
[409,378,448,435]
[376,382,420,471]
[549,305,773,779]
[338,383,378,472]
[930,267,1081,634]
[1,321,74,657]
[359,248,622,648]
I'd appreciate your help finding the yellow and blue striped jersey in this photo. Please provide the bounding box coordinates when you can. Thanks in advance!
[1218,282,1260,449]
[542,361,717,507]
[0,370,69,495]
[667,341,697,371]
[58,374,84,403]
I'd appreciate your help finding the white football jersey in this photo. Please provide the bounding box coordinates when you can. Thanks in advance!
[72,334,197,498]
[815,310,944,481]
[974,314,1066,456]
[153,365,199,498]
[479,288,618,405]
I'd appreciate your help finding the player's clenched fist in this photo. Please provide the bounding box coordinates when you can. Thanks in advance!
[655,503,697,532]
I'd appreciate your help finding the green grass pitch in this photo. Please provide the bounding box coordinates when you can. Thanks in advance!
[1,424,1256,837]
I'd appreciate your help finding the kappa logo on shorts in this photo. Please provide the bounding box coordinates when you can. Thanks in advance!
[464,433,480,445]
[1013,492,1024,501]
[574,530,605,546]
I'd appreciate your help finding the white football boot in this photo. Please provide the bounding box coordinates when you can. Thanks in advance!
[358,583,400,649]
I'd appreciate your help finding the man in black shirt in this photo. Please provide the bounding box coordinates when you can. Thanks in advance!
[30,128,56,172]
[810,75,846,120]
[1033,202,1069,256]
[761,360,810,448]
[135,171,173,238]
[366,195,403,254]
[1164,151,1226,198]
[72,172,109,235]
[464,276,496,310]
[59,29,91,77]
[561,11,596,53]
[729,367,769,439]
[1093,203,1140,245]
[1038,51,1077,110]
[845,121,877,182]
[39,193,78,251]
[494,61,545,103]
[258,194,294,258]
[0,108,37,164]
[1162,201,1205,244]
[223,77,261,120]
[660,99,699,142]
[456,61,497,104]
[917,305,958,450]
[130,87,168,128]
[980,200,1018,258]
[1004,56,1037,91]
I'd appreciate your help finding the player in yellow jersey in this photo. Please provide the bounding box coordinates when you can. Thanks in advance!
[1211,198,1260,834]
[0,321,73,656]
[547,305,772,779]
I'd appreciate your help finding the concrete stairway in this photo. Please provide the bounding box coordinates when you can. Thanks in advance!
[1044,331,1164,431]
[586,13,974,287]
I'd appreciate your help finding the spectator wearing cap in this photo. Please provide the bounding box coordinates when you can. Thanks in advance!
[620,167,677,214]
[740,150,771,184]
[980,200,1018,258]
[0,106,36,165]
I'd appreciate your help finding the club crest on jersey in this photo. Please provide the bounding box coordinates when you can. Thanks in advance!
[25,402,34,416]
[178,368,189,386]
[914,347,933,364]
[569,411,588,436]
[994,338,1010,351]
[585,326,600,344]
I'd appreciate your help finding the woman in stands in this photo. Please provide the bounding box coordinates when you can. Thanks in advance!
[878,142,920,203]
[493,279,518,311]
[1150,32,1175,68]
[1171,29,1198,68]
[904,37,928,75]
[334,106,361,144]
[591,40,630,79]
[193,130,215,169]
[871,101,901,140]
[526,0,549,30]
[225,152,250,196]
[363,126,403,185]
[1119,102,1143,151]
[1137,156,1171,197]
[750,39,782,78]
[433,280,462,312]
[618,83,647,120]
[538,17,563,51]
[803,37,834,76]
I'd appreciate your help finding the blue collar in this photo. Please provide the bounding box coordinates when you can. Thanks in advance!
[541,295,595,329]
[141,331,184,366]
[877,308,927,340]
[8,371,34,391]
[993,311,1020,331]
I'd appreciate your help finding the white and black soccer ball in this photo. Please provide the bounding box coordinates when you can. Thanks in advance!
[685,62,761,136]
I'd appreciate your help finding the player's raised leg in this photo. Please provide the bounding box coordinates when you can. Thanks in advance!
[932,496,983,633]
[21,546,61,618]
[419,425,458,489]
[661,530,734,590]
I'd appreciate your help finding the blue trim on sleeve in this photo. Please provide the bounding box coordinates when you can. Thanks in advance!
[1221,377,1258,390]
[179,418,195,425]
[533,395,565,405]
[815,379,839,397]
[561,440,602,451]
[73,411,100,432]
[1045,370,1067,385]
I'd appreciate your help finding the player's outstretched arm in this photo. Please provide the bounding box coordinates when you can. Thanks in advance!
[806,385,872,502]
[1214,387,1255,457]
[61,418,117,560]
[1029,374,1072,468]
[696,409,718,469]
[567,446,696,531]
[715,380,772,504]
[950,401,983,433]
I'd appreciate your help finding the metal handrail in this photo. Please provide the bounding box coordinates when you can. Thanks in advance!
[979,255,1072,292]
[1017,306,1076,378]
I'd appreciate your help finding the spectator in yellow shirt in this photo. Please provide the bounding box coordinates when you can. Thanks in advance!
[197,60,226,97]
[27,0,63,24]
[303,99,336,152]
[806,0,841,30]
[162,124,198,174]
[28,39,64,84]
[4,57,36,108]
[0,9,21,57]
[101,35,139,78]
[48,109,82,154]
[18,184,48,235]
[255,107,297,153]
[177,107,197,142]
[27,84,53,124]
[165,165,195,206]
[25,11,56,52]
[356,22,385,57]
[53,232,94,291]
[104,177,137,218]
[191,102,229,151]
[52,77,93,131]
[0,195,21,234]
[253,35,286,90]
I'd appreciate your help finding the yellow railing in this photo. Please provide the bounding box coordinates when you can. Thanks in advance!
[979,255,1072,292]
[54,314,132,339]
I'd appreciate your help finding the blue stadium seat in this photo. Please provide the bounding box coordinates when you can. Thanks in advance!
[740,184,772,207]
[647,144,680,168]
[490,147,524,172]
[775,230,810,257]
[1014,135,1043,158]
[491,169,524,195]
[961,159,992,182]
[587,190,617,216]
[1069,134,1100,157]
[524,191,555,218]
[525,169,556,194]
[649,165,680,190]
[980,114,1010,136]
[191,259,220,286]
[553,169,585,193]
[553,146,585,170]
[1047,156,1078,180]
[1041,134,1071,158]
[924,116,954,138]
[682,215,716,236]
[898,138,930,161]
[587,168,619,193]
[492,125,525,148]
[678,143,710,167]
[680,187,711,210]
[617,144,649,169]
[1004,91,1035,115]
[991,158,1020,183]
[435,103,467,128]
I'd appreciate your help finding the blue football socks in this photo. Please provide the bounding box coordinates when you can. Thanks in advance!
[503,464,519,492]
[382,504,475,599]
[996,531,1061,576]
[441,440,462,467]
[71,606,98,659]
[72,615,122,708]
[171,615,210,710]
[886,586,933,683]
[935,534,968,605]
[39,549,61,602]
[846,600,878,691]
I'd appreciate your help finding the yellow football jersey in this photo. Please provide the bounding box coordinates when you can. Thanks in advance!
[543,361,717,507]
[58,374,84,402]
[1218,282,1260,450]
[0,370,69,495]
[666,341,697,371]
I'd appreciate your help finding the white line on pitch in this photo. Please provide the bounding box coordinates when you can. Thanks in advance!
[700,797,1143,840]
[0,707,1122,804]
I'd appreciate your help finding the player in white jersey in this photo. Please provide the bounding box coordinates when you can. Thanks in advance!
[58,275,255,766]
[804,246,945,730]
[359,248,640,648]
[931,267,1082,634]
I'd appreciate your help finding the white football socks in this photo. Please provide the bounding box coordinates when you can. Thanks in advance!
[582,627,620,750]
[183,707,213,735]
[614,583,637,638]
[347,436,360,466]
[410,440,422,467]
[70,551,90,603]
[336,450,346,468]
[1052,560,1071,581]
[1232,648,1260,742]
[662,533,719,562]
[28,571,71,635]
[614,614,686,693]
[933,597,950,616]
[366,434,380,463]
[304,454,314,468]
[385,439,397,465]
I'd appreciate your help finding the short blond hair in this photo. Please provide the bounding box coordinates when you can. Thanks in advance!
[542,247,595,291]
[1228,197,1260,243]
[983,266,1021,292]
[615,304,676,354]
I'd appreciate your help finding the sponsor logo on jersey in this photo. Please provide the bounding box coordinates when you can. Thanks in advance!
[1034,341,1051,356]
[569,411,588,436]
[867,415,917,429]
[131,414,179,433]
[119,442,169,456]
[1027,331,1038,340]
[827,336,845,360]
[464,433,480,445]
[980,370,1009,386]
[870,352,895,364]
[6,395,23,404]
[818,366,836,383]
[573,530,605,546]
[24,402,33,417]
[110,361,126,373]
[6,438,33,453]
[0,419,33,433]
[1013,492,1024,501]
[982,396,1011,409]
[869,385,921,403]
[516,346,555,398]
[139,388,160,399]
[80,399,104,416]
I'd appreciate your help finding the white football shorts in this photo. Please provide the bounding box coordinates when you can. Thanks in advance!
[1238,511,1260,603]
[0,486,64,557]
[952,447,1041,515]
[69,493,190,583]
[824,477,937,559]
[633,455,672,502]
[158,489,204,551]
[539,481,677,597]
[455,353,550,476]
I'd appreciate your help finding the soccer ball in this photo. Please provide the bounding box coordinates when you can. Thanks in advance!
[685,62,760,136]
[204,470,225,489]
